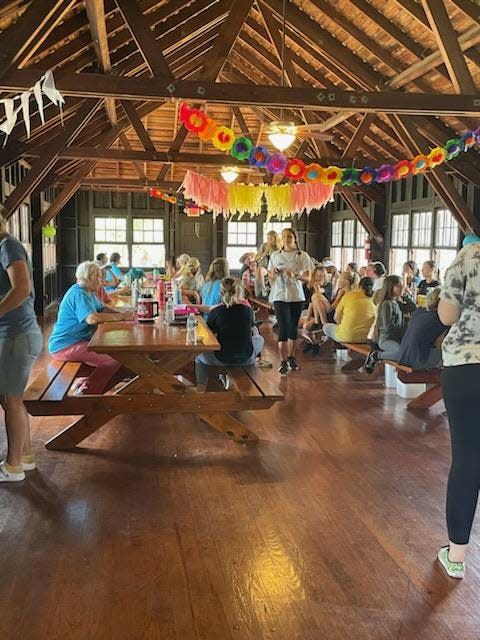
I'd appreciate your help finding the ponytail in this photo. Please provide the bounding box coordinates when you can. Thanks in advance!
[221,277,243,308]
[359,276,374,298]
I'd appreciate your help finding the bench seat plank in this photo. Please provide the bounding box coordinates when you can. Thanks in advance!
[227,368,263,397]
[24,360,65,401]
[41,362,83,401]
[243,366,283,400]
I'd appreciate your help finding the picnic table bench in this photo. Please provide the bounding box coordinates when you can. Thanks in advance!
[24,318,283,450]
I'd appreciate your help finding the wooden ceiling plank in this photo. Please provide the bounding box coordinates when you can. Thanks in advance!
[421,0,477,94]
[341,113,377,158]
[114,0,173,78]
[0,0,75,77]
[449,0,480,23]
[120,100,156,152]
[85,0,117,124]
[3,99,101,218]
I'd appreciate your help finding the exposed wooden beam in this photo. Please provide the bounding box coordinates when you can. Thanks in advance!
[0,70,478,116]
[390,115,478,233]
[64,177,181,190]
[119,132,147,180]
[157,0,254,181]
[421,0,476,94]
[3,100,101,219]
[120,101,156,152]
[114,0,174,78]
[0,0,76,77]
[338,187,384,245]
[85,0,117,124]
[341,114,377,159]
[198,0,255,81]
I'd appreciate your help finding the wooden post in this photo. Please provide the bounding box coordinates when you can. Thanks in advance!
[30,193,45,316]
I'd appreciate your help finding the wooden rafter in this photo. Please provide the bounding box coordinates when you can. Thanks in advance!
[156,0,255,181]
[114,0,173,78]
[3,100,101,218]
[119,132,147,180]
[120,101,156,153]
[338,187,384,245]
[0,0,76,77]
[0,70,478,115]
[390,114,478,233]
[341,114,377,159]
[421,0,476,94]
[85,0,117,124]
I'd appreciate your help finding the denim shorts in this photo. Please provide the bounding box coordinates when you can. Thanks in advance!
[0,330,43,396]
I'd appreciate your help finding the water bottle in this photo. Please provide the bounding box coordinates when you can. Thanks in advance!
[172,280,182,305]
[186,313,197,345]
[131,279,139,308]
[165,296,175,324]
[152,268,159,282]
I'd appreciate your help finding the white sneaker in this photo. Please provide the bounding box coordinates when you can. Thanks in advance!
[0,462,25,482]
[0,458,35,471]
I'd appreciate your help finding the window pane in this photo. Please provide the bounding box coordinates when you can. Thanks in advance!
[435,209,458,247]
[264,221,291,240]
[343,219,355,246]
[436,249,457,280]
[354,247,368,268]
[411,248,432,266]
[356,222,367,248]
[391,214,409,247]
[94,244,129,267]
[94,216,127,243]
[226,245,255,267]
[341,246,354,268]
[390,248,409,276]
[330,247,342,268]
[227,221,257,247]
[412,211,432,247]
[132,244,165,268]
[331,221,342,246]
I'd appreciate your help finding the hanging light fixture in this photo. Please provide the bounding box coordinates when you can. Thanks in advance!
[268,121,296,152]
[220,167,240,183]
[267,0,297,152]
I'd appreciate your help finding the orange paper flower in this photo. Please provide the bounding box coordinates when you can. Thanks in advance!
[304,163,323,182]
[198,118,217,141]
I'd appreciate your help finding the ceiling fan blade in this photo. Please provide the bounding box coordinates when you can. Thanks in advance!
[301,132,333,140]
[295,123,334,132]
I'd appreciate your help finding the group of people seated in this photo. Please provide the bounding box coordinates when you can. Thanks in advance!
[46,227,450,395]
[298,255,447,374]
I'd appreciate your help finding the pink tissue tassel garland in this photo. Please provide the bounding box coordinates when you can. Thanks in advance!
[180,171,334,217]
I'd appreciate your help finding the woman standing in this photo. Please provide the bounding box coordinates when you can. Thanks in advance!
[0,207,42,482]
[268,228,312,375]
[255,230,281,270]
[436,239,480,579]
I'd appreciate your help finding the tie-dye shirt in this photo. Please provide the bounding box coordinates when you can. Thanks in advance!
[440,242,480,367]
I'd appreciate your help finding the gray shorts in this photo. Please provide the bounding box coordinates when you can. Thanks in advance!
[0,330,43,396]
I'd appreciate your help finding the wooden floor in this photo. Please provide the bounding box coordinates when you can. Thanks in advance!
[1,323,479,640]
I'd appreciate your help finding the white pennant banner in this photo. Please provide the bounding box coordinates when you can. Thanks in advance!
[0,70,65,143]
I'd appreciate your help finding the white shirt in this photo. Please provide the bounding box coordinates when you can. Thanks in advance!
[373,275,385,292]
[268,250,312,303]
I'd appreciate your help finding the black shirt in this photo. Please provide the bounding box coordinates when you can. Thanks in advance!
[207,303,254,363]
[417,279,440,295]
[397,308,447,369]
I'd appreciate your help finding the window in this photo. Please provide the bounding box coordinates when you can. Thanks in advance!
[391,214,409,247]
[331,221,342,246]
[19,204,31,256]
[93,216,129,267]
[434,209,459,277]
[354,223,368,267]
[226,221,258,266]
[264,220,291,240]
[43,223,57,273]
[390,249,409,277]
[412,211,432,247]
[343,219,355,246]
[132,218,165,268]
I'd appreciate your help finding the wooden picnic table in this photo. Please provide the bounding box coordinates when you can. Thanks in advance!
[25,317,283,450]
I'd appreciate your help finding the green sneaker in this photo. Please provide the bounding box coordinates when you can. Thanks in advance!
[437,546,465,579]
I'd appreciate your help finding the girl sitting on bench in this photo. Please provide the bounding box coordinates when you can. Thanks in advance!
[364,275,416,373]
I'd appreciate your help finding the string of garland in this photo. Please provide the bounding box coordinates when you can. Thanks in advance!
[179,102,480,187]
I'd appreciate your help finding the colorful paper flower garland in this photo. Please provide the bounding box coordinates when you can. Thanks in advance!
[179,103,480,188]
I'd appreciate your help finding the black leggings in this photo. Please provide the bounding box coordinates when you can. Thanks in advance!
[442,364,480,545]
[274,301,303,342]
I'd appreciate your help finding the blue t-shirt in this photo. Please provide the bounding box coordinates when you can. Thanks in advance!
[105,263,122,291]
[49,284,103,353]
[201,280,222,308]
[0,235,38,338]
